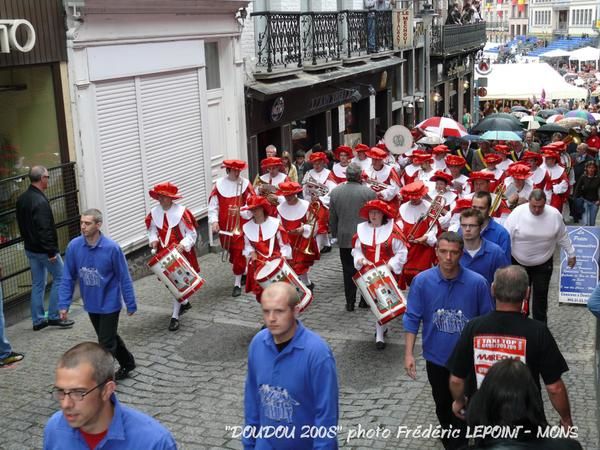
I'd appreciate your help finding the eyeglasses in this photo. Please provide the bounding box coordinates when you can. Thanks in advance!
[51,379,110,402]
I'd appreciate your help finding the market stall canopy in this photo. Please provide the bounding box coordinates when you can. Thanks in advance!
[540,49,571,58]
[569,47,600,62]
[474,63,587,100]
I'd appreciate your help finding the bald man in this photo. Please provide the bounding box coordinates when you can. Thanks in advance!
[243,282,339,449]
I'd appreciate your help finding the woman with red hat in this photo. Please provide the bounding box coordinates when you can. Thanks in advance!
[503,162,534,209]
[541,148,569,213]
[429,170,458,212]
[494,144,516,172]
[444,154,471,198]
[208,160,255,297]
[253,156,289,217]
[331,146,352,184]
[365,147,402,216]
[351,143,372,171]
[352,200,408,349]
[276,182,319,289]
[414,153,436,185]
[302,152,338,252]
[399,148,426,186]
[432,145,450,172]
[146,182,199,331]
[396,181,439,288]
[242,195,291,301]
[482,153,505,185]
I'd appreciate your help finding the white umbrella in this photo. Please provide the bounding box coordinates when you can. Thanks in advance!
[520,115,541,130]
[574,78,585,86]
[546,114,564,124]
[417,133,446,145]
[592,113,600,122]
[540,49,571,58]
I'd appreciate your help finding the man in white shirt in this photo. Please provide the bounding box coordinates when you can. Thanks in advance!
[503,189,576,323]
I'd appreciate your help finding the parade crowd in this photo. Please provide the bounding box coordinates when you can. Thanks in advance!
[2,100,600,449]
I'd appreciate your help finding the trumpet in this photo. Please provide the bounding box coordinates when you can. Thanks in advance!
[298,201,320,256]
[304,175,329,197]
[221,180,243,262]
[364,177,389,193]
[254,178,279,205]
[406,195,446,242]
[489,183,506,216]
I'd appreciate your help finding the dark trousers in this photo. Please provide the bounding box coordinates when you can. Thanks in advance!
[88,311,135,369]
[339,248,362,307]
[512,256,553,323]
[426,361,467,450]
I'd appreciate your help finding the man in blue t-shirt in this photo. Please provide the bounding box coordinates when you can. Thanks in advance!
[404,232,493,450]
[44,342,176,450]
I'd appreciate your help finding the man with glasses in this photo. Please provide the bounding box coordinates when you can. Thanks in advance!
[59,209,137,380]
[471,191,511,261]
[44,342,176,449]
[16,165,74,331]
[459,208,509,286]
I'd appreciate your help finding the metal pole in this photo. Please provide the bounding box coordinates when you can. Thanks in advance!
[420,4,436,119]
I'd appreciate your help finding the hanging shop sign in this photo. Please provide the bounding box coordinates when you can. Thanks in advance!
[392,9,413,49]
[0,20,36,53]
[270,96,285,123]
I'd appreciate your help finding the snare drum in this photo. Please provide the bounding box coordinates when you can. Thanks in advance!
[148,245,205,302]
[353,264,406,325]
[255,258,312,313]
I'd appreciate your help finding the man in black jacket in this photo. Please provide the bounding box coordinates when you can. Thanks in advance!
[16,166,74,331]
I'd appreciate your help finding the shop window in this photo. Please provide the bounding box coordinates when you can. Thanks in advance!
[0,66,61,180]
[204,42,221,90]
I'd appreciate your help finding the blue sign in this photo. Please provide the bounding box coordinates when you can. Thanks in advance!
[559,226,600,305]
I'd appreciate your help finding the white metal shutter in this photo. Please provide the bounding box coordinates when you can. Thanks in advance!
[140,70,208,213]
[95,79,148,245]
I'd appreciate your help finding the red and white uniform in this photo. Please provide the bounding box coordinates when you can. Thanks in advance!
[542,164,569,212]
[483,166,505,184]
[530,166,553,199]
[277,199,319,275]
[351,220,408,277]
[243,217,291,299]
[145,204,200,273]
[365,164,401,215]
[433,157,447,172]
[496,158,512,172]
[417,167,436,184]
[396,201,438,287]
[256,172,288,216]
[464,191,511,224]
[331,162,348,184]
[208,177,255,275]
[447,174,471,198]
[302,168,337,249]
[352,156,372,171]
[504,177,534,206]
[401,163,420,186]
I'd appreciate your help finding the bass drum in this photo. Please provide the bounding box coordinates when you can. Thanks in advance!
[255,258,312,313]
[353,263,406,325]
[148,244,205,302]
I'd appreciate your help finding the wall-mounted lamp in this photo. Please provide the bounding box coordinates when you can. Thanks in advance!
[433,91,442,102]
[235,7,248,26]
[416,97,425,103]
[463,80,470,89]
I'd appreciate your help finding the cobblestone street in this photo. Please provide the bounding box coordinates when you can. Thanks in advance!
[0,248,597,449]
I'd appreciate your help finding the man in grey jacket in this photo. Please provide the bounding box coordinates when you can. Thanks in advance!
[329,163,376,311]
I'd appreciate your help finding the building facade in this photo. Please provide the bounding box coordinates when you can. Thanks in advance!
[528,0,598,37]
[64,0,250,252]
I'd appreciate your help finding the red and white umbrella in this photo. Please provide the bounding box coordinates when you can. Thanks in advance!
[416,116,468,138]
[546,114,564,124]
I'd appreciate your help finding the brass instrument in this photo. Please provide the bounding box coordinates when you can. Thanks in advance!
[304,175,329,197]
[221,180,244,262]
[255,178,279,205]
[406,195,447,242]
[489,183,506,216]
[364,177,390,193]
[299,202,321,256]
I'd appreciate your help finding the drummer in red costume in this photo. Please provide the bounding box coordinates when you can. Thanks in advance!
[253,156,288,217]
[146,182,199,331]
[444,154,471,198]
[242,195,291,301]
[396,181,439,288]
[352,200,408,349]
[351,143,372,171]
[522,151,552,198]
[331,146,352,184]
[364,147,401,215]
[541,148,569,212]
[276,181,319,290]
[302,152,338,252]
[208,159,255,297]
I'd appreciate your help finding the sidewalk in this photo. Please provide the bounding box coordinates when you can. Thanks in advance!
[0,249,597,449]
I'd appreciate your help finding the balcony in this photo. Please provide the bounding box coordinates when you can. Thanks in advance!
[431,21,487,57]
[251,10,394,78]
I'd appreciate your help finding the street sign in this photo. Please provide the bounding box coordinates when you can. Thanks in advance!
[559,226,600,305]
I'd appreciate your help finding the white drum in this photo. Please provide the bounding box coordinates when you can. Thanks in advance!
[255,258,312,313]
[353,263,406,325]
[148,245,205,302]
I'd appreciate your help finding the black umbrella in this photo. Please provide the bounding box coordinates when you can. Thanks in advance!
[471,116,524,133]
[486,113,522,123]
[511,105,530,113]
[536,109,558,119]
[536,123,569,134]
[555,107,569,114]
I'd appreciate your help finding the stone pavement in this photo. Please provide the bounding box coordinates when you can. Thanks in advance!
[0,248,598,449]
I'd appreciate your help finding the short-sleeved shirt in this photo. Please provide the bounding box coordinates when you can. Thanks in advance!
[447,310,568,398]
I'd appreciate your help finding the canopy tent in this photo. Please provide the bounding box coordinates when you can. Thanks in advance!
[474,63,587,100]
[569,46,600,70]
[540,49,571,58]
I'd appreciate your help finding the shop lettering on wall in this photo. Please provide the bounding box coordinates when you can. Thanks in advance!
[310,89,355,112]
[0,19,36,53]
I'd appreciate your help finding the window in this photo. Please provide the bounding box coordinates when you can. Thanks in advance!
[204,42,221,90]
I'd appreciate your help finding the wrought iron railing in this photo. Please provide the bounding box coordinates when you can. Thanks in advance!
[431,21,487,56]
[486,21,509,30]
[0,162,80,306]
[252,10,394,72]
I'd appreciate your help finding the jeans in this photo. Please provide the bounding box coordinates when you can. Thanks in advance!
[513,256,553,323]
[25,250,63,325]
[582,199,599,226]
[367,12,376,52]
[0,285,12,359]
[89,311,135,370]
